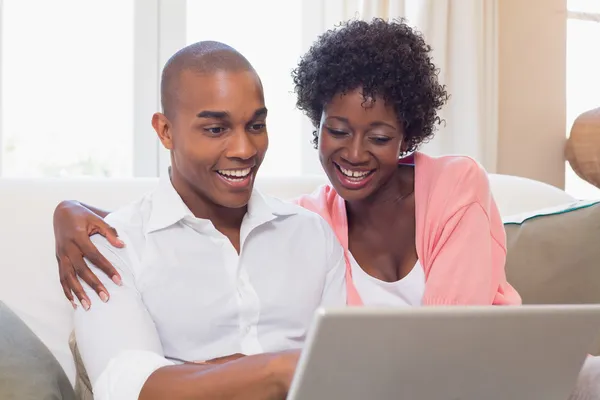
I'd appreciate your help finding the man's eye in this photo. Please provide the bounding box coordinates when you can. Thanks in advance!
[205,127,225,135]
[249,123,266,131]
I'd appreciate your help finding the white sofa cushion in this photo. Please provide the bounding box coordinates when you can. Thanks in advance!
[0,173,576,384]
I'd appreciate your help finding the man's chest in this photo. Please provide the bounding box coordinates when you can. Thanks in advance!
[130,234,329,354]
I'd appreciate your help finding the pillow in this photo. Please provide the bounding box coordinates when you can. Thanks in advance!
[0,301,75,400]
[503,200,600,355]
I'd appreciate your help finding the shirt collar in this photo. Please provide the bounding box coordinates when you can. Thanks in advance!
[145,169,299,234]
[145,170,194,234]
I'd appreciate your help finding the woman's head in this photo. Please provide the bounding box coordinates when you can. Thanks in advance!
[292,18,448,201]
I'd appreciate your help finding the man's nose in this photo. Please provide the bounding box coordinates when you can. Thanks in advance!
[226,129,258,161]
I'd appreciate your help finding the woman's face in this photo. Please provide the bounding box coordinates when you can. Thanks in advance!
[318,88,405,202]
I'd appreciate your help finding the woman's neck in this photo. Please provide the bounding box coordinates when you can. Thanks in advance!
[346,166,415,228]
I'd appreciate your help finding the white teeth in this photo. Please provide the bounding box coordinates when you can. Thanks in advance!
[339,166,370,179]
[217,168,252,179]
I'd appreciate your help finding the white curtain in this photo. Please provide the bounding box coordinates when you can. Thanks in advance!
[320,0,499,172]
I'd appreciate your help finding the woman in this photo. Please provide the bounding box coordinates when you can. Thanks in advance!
[54,18,520,309]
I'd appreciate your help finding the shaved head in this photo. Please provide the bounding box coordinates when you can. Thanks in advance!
[160,41,256,118]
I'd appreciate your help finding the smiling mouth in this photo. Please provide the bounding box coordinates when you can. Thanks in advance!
[216,167,253,182]
[334,162,375,182]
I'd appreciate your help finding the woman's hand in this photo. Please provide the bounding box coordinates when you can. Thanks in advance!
[53,200,124,310]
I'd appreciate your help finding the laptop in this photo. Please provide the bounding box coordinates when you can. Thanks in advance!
[287,305,600,400]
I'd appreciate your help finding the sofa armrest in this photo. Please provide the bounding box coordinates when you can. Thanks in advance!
[0,301,75,400]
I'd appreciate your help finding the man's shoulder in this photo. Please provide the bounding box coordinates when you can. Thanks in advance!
[261,193,339,249]
[263,193,330,226]
[91,193,154,257]
[105,190,153,228]
[260,194,343,268]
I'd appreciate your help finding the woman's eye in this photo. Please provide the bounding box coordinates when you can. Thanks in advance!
[326,128,348,136]
[371,136,391,144]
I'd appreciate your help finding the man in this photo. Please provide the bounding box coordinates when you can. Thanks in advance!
[73,41,346,400]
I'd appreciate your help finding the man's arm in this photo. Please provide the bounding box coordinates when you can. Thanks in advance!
[139,352,298,400]
[76,236,296,400]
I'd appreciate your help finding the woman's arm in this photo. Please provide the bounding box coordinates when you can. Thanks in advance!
[421,202,512,305]
[53,200,123,309]
[420,160,522,306]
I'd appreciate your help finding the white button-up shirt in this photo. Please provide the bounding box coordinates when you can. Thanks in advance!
[74,173,347,400]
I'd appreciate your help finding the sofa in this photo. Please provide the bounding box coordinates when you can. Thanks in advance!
[0,173,598,398]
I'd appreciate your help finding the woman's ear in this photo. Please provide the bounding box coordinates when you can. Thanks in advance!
[399,138,409,157]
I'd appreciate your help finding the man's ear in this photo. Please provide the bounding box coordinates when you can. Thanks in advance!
[152,112,173,150]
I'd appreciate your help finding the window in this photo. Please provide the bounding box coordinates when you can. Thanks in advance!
[565,0,600,199]
[185,0,306,176]
[0,0,326,178]
[0,0,136,177]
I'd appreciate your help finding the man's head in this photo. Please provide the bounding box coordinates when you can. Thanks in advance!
[153,41,268,210]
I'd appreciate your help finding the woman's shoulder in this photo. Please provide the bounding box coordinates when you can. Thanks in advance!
[294,184,338,216]
[414,152,492,206]
[416,152,487,178]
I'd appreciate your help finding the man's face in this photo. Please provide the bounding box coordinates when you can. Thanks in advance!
[156,69,268,209]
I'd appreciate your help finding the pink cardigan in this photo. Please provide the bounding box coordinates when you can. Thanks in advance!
[295,152,522,306]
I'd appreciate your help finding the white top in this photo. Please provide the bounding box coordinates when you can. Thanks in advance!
[349,252,425,307]
[74,173,347,400]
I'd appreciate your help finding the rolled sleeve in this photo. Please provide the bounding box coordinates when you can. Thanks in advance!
[93,350,174,400]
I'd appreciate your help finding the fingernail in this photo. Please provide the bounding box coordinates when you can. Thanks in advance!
[116,239,125,246]
[99,292,109,303]
[112,275,122,286]
[71,301,78,310]
[81,299,90,311]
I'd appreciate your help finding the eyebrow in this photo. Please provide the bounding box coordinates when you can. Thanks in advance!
[252,107,268,119]
[327,116,396,130]
[196,110,229,119]
[196,107,268,120]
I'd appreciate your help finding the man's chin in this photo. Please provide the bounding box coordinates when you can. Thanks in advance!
[213,189,253,210]
[219,197,252,210]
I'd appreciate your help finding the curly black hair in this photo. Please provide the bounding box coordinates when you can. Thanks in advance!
[292,18,449,153]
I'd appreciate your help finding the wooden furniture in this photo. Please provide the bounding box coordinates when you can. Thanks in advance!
[565,107,600,188]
